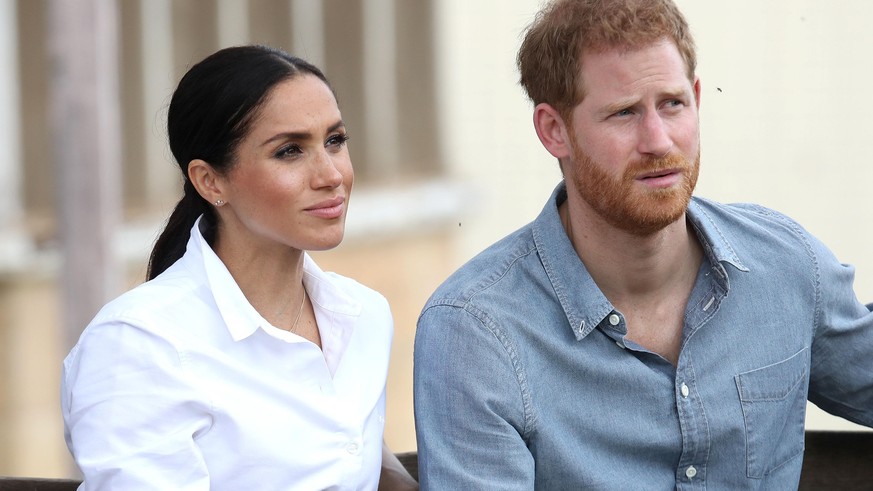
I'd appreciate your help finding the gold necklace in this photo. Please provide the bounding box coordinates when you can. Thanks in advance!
[289,288,307,333]
[275,285,307,333]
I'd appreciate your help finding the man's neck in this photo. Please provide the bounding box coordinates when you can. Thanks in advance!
[559,197,704,364]
[559,197,703,306]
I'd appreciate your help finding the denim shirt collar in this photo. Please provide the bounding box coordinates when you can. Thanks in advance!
[532,182,749,341]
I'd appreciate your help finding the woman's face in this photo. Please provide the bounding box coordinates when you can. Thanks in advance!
[215,74,353,254]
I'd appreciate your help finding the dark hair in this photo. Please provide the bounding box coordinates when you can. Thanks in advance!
[147,45,333,280]
[517,0,695,121]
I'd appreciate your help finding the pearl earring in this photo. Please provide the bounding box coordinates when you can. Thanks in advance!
[214,199,224,206]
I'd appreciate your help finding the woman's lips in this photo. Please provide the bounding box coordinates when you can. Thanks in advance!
[305,196,345,219]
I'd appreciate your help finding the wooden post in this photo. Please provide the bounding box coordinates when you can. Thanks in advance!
[0,0,22,235]
[47,0,122,351]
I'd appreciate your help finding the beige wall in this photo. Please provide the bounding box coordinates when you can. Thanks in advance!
[433,0,873,294]
[1,0,871,479]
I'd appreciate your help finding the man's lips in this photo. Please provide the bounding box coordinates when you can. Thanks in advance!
[638,167,681,179]
[305,196,345,219]
[636,168,682,188]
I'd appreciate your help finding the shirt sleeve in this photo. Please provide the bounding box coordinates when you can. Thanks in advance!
[414,303,535,490]
[807,235,873,428]
[62,318,213,490]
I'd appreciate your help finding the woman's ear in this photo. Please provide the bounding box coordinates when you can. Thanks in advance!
[188,159,226,206]
[533,103,573,159]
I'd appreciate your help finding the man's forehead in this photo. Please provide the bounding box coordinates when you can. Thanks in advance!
[578,39,689,83]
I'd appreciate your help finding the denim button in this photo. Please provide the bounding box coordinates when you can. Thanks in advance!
[608,314,620,326]
[680,383,690,398]
[685,465,697,478]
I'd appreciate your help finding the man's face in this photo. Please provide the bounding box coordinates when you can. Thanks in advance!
[564,38,701,236]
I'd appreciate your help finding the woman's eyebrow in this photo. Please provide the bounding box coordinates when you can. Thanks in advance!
[261,120,345,147]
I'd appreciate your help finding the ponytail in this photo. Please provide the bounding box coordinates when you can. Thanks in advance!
[146,180,215,280]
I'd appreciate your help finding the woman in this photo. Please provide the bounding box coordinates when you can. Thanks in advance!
[61,45,417,490]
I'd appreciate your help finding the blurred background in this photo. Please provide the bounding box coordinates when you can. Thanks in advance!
[1,0,870,479]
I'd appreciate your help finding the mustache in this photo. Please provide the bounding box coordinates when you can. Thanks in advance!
[626,153,691,174]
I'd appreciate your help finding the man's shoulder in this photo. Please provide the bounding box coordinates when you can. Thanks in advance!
[690,196,823,266]
[691,196,810,240]
[425,223,539,309]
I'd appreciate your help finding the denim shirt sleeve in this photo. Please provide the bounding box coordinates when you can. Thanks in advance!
[414,302,535,490]
[806,231,873,426]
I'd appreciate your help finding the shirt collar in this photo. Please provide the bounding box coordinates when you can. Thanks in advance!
[532,182,748,341]
[185,217,362,343]
[685,197,749,273]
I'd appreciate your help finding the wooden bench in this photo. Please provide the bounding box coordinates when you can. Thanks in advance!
[1,433,870,489]
[0,452,418,490]
[798,431,873,490]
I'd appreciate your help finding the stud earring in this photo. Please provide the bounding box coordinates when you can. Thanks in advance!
[214,199,224,206]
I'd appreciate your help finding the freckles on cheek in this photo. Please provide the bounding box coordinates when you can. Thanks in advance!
[346,170,355,192]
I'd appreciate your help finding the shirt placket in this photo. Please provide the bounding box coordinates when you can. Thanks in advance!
[674,265,727,491]
[674,358,708,490]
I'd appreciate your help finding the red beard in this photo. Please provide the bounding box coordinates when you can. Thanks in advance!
[569,142,700,236]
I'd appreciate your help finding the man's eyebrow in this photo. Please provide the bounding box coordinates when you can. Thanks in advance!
[261,120,345,146]
[598,88,689,116]
[600,97,638,116]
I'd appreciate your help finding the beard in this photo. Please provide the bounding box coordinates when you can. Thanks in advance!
[568,140,700,236]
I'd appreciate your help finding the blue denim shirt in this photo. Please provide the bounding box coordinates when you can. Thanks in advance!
[414,183,873,490]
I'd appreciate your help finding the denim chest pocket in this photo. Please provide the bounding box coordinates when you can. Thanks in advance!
[734,348,809,479]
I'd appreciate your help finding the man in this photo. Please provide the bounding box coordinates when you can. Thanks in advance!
[413,0,873,489]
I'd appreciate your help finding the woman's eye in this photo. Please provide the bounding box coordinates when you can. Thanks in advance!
[326,133,350,148]
[275,144,302,159]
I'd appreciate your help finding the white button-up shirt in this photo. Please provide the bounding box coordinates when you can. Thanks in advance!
[62,218,393,490]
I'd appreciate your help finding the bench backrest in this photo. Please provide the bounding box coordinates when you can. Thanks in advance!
[1,433,870,490]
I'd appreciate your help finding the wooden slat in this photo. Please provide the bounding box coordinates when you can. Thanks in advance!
[3,432,871,488]
[396,450,419,482]
[799,431,873,491]
[0,477,80,491]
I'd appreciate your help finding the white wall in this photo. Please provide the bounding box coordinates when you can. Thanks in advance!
[433,0,562,261]
[434,0,872,431]
[0,0,20,220]
[679,0,873,430]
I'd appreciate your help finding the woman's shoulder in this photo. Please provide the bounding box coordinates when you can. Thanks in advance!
[80,263,213,348]
[323,271,387,302]
[304,256,390,314]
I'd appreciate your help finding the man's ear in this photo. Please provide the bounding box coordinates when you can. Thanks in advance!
[533,103,573,159]
[693,77,701,109]
[187,159,226,205]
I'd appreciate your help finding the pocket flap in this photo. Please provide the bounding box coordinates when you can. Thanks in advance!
[735,348,809,402]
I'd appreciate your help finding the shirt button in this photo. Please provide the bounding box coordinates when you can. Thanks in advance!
[608,314,620,326]
[680,383,690,398]
[685,465,697,479]
[346,442,359,454]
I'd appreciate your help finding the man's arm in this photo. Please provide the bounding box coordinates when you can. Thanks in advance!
[414,304,535,490]
[807,235,873,427]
